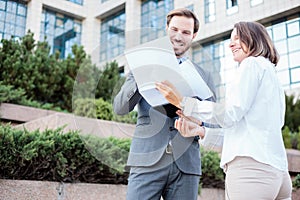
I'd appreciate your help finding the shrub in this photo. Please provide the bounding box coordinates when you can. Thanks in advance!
[0,124,226,188]
[282,126,293,149]
[201,147,225,189]
[73,97,137,124]
[0,82,26,104]
[285,94,300,133]
[282,126,300,150]
[0,124,128,184]
[293,174,300,189]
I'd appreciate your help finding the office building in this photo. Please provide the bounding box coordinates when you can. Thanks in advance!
[1,0,299,99]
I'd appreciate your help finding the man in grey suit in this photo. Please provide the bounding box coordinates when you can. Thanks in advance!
[113,8,216,200]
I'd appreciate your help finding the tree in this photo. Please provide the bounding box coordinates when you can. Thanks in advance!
[96,61,125,102]
[285,94,300,132]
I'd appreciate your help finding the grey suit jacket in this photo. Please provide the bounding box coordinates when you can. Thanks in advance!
[113,61,216,175]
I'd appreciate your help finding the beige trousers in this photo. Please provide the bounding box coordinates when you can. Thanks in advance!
[224,156,292,200]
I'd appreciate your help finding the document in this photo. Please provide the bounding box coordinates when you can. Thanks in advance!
[124,36,213,109]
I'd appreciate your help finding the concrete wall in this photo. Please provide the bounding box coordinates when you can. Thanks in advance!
[1,179,299,200]
[0,179,225,200]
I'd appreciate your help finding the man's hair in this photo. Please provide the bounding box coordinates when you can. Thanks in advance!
[234,21,279,65]
[166,8,200,34]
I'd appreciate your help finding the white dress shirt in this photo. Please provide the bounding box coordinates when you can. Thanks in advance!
[181,56,288,171]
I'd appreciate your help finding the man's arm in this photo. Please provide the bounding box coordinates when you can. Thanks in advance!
[113,72,142,115]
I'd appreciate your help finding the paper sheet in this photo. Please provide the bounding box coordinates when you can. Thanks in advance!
[124,36,213,107]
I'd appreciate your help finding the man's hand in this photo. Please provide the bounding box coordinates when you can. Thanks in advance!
[155,81,183,109]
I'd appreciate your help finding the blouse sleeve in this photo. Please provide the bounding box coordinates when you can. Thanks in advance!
[181,57,265,128]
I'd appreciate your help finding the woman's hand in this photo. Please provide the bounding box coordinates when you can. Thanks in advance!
[175,117,205,138]
[155,81,183,109]
[176,110,202,126]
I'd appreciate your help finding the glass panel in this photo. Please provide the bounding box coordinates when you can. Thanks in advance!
[0,0,6,10]
[100,9,125,62]
[275,40,287,54]
[273,23,286,41]
[287,20,299,37]
[141,0,174,43]
[290,67,300,83]
[205,0,216,23]
[67,0,83,5]
[287,35,300,52]
[17,4,26,16]
[6,1,17,13]
[40,9,82,58]
[289,51,300,68]
[277,54,289,70]
[0,1,26,39]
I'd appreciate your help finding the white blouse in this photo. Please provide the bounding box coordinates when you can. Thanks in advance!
[181,56,288,171]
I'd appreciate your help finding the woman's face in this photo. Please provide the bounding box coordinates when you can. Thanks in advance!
[229,28,249,63]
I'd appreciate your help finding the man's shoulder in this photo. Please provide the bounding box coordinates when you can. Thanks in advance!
[190,60,211,75]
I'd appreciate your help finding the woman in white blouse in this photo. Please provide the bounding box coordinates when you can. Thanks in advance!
[156,21,292,200]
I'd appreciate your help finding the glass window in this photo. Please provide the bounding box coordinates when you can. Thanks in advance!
[275,40,288,55]
[288,35,300,52]
[193,15,300,98]
[277,54,289,70]
[289,51,300,68]
[141,0,174,43]
[0,0,27,40]
[226,0,238,15]
[290,67,300,83]
[100,10,125,62]
[192,38,236,101]
[40,9,82,58]
[287,20,300,37]
[273,23,287,41]
[205,0,216,23]
[265,16,300,89]
[66,0,83,5]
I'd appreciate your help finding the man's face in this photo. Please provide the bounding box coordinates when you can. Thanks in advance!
[166,15,197,58]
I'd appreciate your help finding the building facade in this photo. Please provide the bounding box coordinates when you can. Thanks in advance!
[1,0,299,98]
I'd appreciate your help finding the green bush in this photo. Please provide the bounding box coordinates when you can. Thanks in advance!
[0,124,225,188]
[282,126,300,150]
[0,124,128,184]
[73,98,97,118]
[201,147,225,189]
[0,82,26,104]
[285,94,300,133]
[282,126,293,149]
[73,97,137,124]
[293,174,300,189]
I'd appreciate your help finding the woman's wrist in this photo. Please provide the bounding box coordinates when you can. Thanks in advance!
[179,97,187,110]
[199,126,205,139]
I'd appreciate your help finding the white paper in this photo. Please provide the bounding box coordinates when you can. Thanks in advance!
[124,36,213,107]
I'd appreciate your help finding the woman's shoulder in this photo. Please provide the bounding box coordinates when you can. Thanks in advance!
[239,56,270,76]
[242,56,271,66]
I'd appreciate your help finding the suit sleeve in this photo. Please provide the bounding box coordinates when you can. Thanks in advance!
[113,72,142,115]
[192,61,217,102]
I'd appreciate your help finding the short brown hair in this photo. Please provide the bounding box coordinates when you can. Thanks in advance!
[166,8,200,34]
[234,21,279,66]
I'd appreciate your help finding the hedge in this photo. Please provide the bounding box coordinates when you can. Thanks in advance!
[0,124,225,188]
